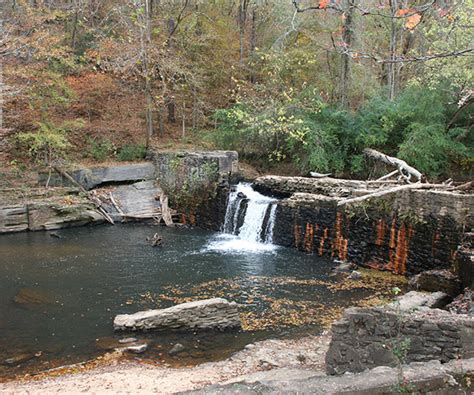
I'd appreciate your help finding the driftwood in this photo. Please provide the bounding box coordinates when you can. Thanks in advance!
[147,233,163,247]
[159,194,173,226]
[364,148,423,183]
[453,181,473,191]
[310,171,332,178]
[375,169,399,181]
[109,192,125,217]
[53,166,114,224]
[337,183,451,207]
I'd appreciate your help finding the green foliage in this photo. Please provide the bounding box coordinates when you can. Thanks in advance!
[86,137,115,162]
[116,144,147,161]
[213,84,472,179]
[17,119,84,164]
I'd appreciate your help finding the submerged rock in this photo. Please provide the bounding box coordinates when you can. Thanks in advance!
[168,343,185,356]
[122,343,148,354]
[4,353,36,366]
[114,298,241,332]
[118,337,138,344]
[348,270,362,280]
[332,261,357,273]
[13,288,54,307]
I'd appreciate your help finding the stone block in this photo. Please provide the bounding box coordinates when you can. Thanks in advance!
[28,202,103,231]
[0,205,28,233]
[409,269,462,296]
[38,163,156,190]
[388,290,451,311]
[114,298,241,331]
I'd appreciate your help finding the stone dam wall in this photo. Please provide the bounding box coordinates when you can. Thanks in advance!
[254,176,473,277]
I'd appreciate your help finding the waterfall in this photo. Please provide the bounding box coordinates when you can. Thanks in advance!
[222,183,277,244]
[264,203,277,244]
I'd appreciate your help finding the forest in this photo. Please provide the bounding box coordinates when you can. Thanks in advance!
[1,0,473,180]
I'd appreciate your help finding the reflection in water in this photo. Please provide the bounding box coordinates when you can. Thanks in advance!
[0,224,368,377]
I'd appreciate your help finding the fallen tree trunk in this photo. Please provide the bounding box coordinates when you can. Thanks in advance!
[364,148,423,183]
[338,183,450,207]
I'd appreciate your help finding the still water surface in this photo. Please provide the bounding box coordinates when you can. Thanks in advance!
[0,224,368,377]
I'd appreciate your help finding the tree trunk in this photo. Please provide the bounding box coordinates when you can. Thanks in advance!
[143,0,154,145]
[238,0,248,64]
[249,7,257,83]
[387,0,398,100]
[71,6,79,50]
[340,0,355,108]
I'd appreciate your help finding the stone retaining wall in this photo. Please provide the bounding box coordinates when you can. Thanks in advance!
[325,305,474,375]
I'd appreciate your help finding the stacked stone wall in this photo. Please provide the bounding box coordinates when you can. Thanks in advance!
[326,306,474,375]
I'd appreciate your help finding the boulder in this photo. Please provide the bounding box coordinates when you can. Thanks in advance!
[114,298,241,332]
[388,290,451,311]
[122,343,148,354]
[409,269,462,296]
[447,288,474,315]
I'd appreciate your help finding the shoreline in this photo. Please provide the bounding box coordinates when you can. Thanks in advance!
[0,334,330,394]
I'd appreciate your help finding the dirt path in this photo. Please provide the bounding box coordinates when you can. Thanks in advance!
[0,334,330,394]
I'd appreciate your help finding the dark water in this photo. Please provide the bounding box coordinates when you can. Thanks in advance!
[0,224,371,377]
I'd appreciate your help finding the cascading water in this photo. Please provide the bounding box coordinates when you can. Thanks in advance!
[206,183,278,253]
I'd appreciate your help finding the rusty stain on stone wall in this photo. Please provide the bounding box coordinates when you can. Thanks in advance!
[304,223,314,252]
[319,227,328,256]
[332,212,348,261]
[294,223,302,249]
[375,219,386,246]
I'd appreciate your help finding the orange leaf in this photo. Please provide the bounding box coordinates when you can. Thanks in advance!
[405,13,421,29]
[396,8,410,17]
[319,0,330,9]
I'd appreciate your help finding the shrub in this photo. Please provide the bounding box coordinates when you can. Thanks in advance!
[17,119,83,164]
[116,144,147,161]
[86,137,115,161]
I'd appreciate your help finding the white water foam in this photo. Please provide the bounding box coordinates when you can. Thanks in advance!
[206,183,279,254]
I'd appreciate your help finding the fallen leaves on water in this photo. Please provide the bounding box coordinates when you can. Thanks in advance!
[130,268,406,332]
